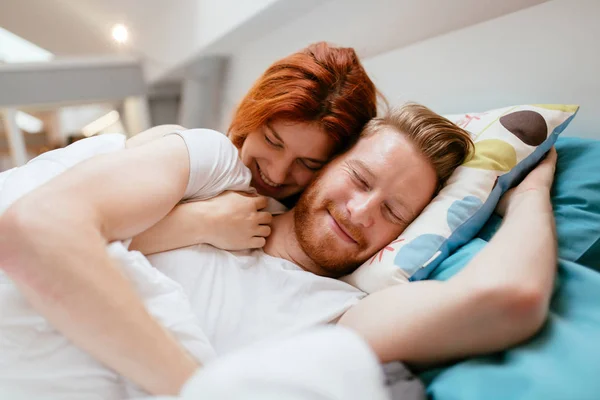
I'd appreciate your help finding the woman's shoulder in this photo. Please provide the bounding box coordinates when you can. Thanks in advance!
[173,128,239,159]
[174,128,229,143]
[126,126,232,151]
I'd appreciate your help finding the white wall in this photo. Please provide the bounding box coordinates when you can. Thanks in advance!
[219,0,598,139]
[196,0,280,50]
[138,0,284,80]
[364,0,600,139]
[149,98,180,126]
[217,0,545,130]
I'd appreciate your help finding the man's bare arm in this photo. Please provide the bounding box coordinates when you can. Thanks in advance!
[0,135,199,395]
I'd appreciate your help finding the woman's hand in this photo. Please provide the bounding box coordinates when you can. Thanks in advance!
[202,191,273,250]
[130,191,272,254]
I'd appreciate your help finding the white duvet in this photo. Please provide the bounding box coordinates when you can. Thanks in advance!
[0,135,389,400]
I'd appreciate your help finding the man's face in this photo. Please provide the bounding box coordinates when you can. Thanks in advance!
[294,128,438,277]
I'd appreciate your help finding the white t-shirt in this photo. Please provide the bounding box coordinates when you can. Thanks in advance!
[149,245,364,356]
[169,128,252,201]
[156,129,365,355]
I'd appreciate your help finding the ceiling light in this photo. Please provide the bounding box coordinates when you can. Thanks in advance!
[112,24,129,44]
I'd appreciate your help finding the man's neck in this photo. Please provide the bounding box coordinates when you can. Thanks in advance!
[263,211,317,272]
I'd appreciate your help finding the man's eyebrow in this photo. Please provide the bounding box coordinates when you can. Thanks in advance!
[348,159,375,180]
[265,123,284,143]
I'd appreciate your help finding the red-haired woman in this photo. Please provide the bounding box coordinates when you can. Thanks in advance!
[127,42,379,254]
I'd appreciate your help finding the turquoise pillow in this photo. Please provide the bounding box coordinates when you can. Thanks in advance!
[553,137,600,270]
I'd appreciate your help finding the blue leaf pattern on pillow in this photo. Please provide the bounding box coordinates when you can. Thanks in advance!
[394,234,446,277]
[447,196,483,231]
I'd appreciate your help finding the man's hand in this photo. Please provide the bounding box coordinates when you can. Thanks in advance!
[496,147,557,217]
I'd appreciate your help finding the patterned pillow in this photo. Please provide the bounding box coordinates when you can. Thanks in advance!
[342,104,579,294]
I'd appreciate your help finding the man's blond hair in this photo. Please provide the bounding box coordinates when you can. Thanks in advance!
[362,103,473,192]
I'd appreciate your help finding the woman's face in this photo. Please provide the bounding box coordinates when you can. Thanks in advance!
[239,120,337,200]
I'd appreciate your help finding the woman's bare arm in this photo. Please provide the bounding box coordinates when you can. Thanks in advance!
[0,135,200,395]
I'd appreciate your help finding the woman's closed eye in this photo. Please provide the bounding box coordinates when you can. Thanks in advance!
[264,133,283,149]
[299,159,322,171]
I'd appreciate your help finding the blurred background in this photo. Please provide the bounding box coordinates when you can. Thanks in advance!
[0,0,598,171]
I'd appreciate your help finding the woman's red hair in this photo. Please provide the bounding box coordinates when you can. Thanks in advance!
[229,42,379,150]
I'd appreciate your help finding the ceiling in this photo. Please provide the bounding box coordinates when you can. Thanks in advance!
[0,0,548,85]
[0,0,295,81]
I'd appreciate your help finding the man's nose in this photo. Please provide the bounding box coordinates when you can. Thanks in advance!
[347,192,375,228]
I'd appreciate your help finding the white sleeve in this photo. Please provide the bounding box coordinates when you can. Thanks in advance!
[167,129,252,201]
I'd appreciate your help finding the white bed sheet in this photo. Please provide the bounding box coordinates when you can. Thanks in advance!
[147,326,389,400]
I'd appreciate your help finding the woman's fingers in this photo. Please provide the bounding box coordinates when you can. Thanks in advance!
[249,237,267,249]
[256,225,272,238]
[256,211,273,225]
[254,195,269,210]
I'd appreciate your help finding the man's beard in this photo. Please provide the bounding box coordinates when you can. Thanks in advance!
[294,180,368,278]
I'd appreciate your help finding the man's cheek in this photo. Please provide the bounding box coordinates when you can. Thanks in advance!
[369,237,390,254]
